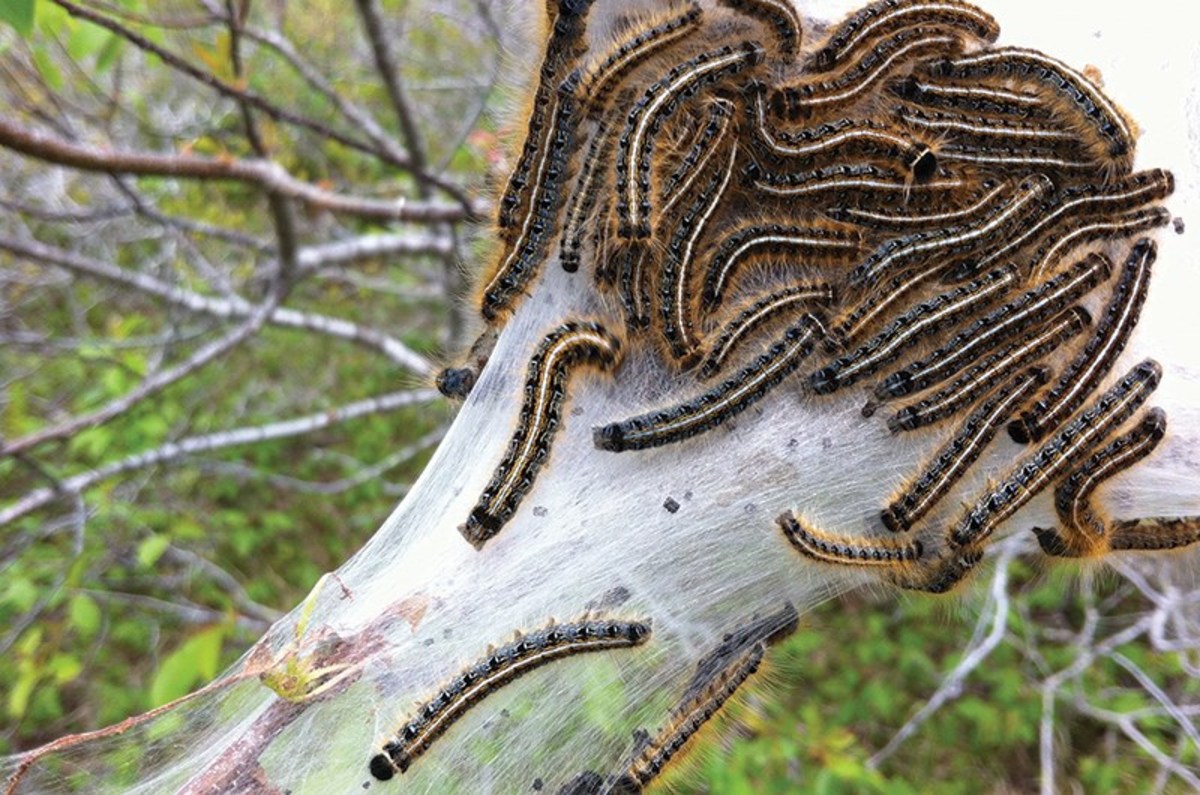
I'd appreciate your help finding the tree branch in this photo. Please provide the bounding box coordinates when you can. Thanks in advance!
[0,196,133,224]
[51,0,477,209]
[48,1,393,165]
[0,116,479,223]
[231,23,409,172]
[869,536,1020,768]
[162,543,282,625]
[187,426,445,495]
[1038,615,1156,794]
[0,235,437,374]
[85,590,269,634]
[1071,695,1200,792]
[203,1,476,207]
[0,388,439,527]
[295,231,452,272]
[0,298,279,460]
[353,0,429,196]
[112,178,271,253]
[223,0,300,293]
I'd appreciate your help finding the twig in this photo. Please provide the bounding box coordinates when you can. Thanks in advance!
[48,0,404,170]
[0,299,278,460]
[309,271,443,300]
[868,536,1019,768]
[1072,696,1200,791]
[0,116,477,223]
[0,236,434,373]
[0,196,133,224]
[161,545,283,625]
[1111,651,1200,750]
[1038,616,1156,795]
[187,426,445,495]
[112,178,271,252]
[0,495,86,655]
[296,232,452,272]
[0,389,438,526]
[223,0,299,292]
[230,24,410,174]
[434,0,504,173]
[73,0,211,29]
[85,590,269,634]
[1,654,266,795]
[197,0,475,207]
[354,0,429,197]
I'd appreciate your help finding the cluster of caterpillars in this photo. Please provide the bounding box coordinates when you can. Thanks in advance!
[368,604,798,793]
[381,0,1200,787]
[445,0,1195,574]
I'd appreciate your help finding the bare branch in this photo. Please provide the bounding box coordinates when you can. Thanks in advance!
[0,495,85,655]
[0,327,218,353]
[71,0,212,29]
[0,388,439,527]
[0,196,133,224]
[353,0,429,196]
[188,426,445,495]
[0,236,436,373]
[1072,696,1200,792]
[47,1,395,166]
[869,536,1020,768]
[433,0,504,173]
[1038,616,1156,795]
[85,590,269,634]
[222,0,300,291]
[0,116,478,223]
[296,231,452,272]
[112,179,271,252]
[160,545,283,625]
[0,299,278,459]
[1111,652,1200,750]
[1,510,82,575]
[308,271,443,301]
[231,23,411,172]
[49,0,478,209]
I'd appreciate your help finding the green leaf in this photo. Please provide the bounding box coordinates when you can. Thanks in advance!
[3,576,39,612]
[31,45,63,91]
[230,526,256,557]
[17,626,44,656]
[33,0,66,34]
[2,381,31,437]
[100,366,131,397]
[172,517,205,542]
[68,425,113,461]
[49,653,83,684]
[68,594,102,637]
[149,625,226,707]
[95,32,123,72]
[137,534,170,568]
[8,669,37,718]
[67,20,110,60]
[135,413,170,446]
[0,0,36,37]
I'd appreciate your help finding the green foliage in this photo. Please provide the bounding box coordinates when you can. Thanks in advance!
[695,572,1190,794]
[149,625,228,707]
[0,0,35,38]
[0,213,447,753]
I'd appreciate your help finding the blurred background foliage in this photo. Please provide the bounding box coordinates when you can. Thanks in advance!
[1,1,1196,792]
